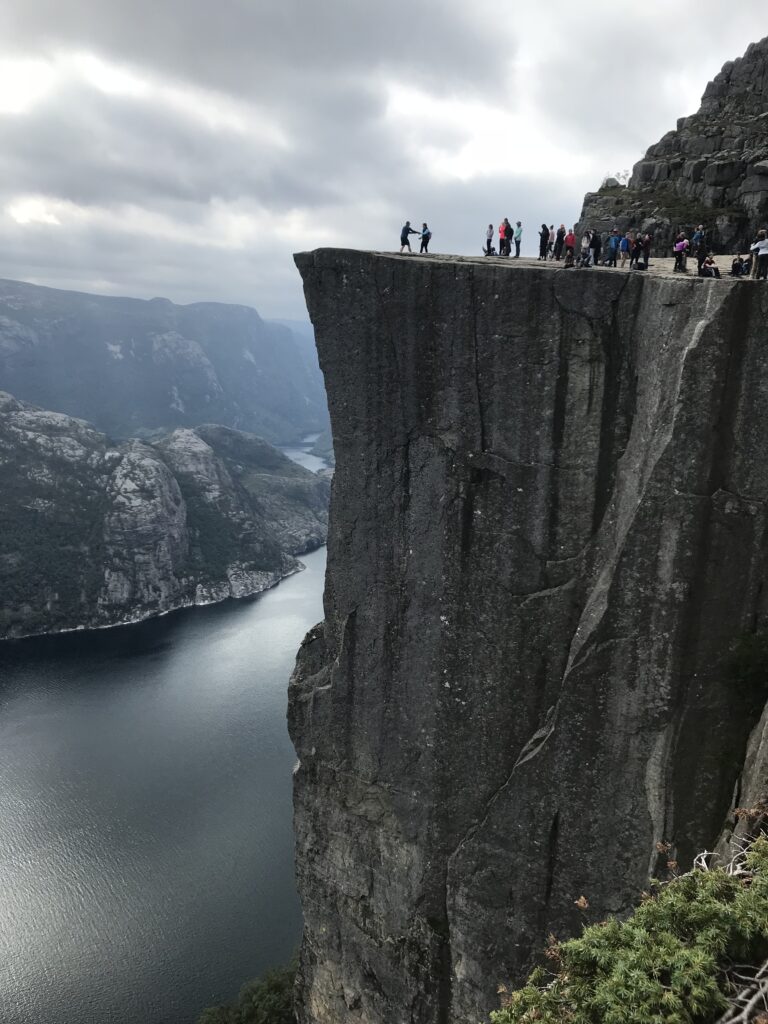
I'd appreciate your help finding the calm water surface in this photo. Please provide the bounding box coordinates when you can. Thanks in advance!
[0,546,326,1024]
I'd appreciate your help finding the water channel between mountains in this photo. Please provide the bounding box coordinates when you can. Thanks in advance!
[0,442,328,1024]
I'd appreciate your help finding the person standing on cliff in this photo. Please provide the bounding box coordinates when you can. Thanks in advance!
[607,229,621,267]
[514,221,523,258]
[642,233,652,268]
[750,229,768,279]
[548,225,555,258]
[419,223,432,253]
[538,224,550,260]
[499,219,507,256]
[589,229,602,266]
[619,232,631,268]
[554,224,566,261]
[564,227,576,258]
[485,223,494,255]
[400,221,419,252]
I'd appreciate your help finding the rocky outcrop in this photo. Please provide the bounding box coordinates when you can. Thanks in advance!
[0,393,329,638]
[0,277,329,443]
[289,249,768,1024]
[578,36,768,254]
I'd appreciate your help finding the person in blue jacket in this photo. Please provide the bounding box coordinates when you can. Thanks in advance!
[400,221,419,252]
[607,229,621,267]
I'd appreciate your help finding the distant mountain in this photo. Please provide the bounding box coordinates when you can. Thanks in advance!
[0,279,329,444]
[0,392,329,639]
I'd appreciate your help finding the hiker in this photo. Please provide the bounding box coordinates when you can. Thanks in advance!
[580,230,592,266]
[400,221,419,252]
[589,229,602,266]
[731,255,745,276]
[695,236,708,274]
[513,221,523,258]
[607,229,621,267]
[564,227,576,258]
[750,229,768,279]
[673,233,689,272]
[539,224,550,260]
[630,235,643,269]
[700,254,721,279]
[485,223,494,255]
[691,224,706,250]
[498,220,506,256]
[619,232,631,268]
[420,223,432,253]
[554,224,566,261]
[642,233,652,268]
[548,225,555,258]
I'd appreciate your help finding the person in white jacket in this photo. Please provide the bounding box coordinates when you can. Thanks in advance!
[750,229,768,280]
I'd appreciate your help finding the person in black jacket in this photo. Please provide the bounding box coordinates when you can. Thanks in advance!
[589,229,602,266]
[538,224,549,260]
[553,224,566,261]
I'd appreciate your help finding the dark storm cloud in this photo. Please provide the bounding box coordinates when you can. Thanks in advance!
[0,2,766,317]
[0,0,501,98]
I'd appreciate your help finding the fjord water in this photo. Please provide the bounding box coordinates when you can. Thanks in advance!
[0,544,325,1024]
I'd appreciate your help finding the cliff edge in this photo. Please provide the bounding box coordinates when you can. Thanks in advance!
[289,250,768,1024]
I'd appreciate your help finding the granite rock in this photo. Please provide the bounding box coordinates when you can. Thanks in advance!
[0,393,329,638]
[578,36,768,254]
[289,250,768,1024]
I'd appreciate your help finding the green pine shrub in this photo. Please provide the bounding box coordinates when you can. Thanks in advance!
[197,961,296,1024]
[491,836,768,1024]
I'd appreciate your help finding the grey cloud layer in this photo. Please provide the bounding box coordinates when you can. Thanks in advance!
[0,2,766,316]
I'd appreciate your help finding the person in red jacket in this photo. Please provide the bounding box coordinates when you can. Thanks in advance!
[564,228,576,258]
[498,220,506,256]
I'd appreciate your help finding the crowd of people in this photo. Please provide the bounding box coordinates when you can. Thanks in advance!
[399,219,768,280]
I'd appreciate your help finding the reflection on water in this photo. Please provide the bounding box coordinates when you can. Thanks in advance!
[0,547,326,1024]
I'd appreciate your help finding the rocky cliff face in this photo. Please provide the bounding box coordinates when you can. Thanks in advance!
[289,249,768,1024]
[0,393,329,638]
[0,277,329,443]
[578,36,768,253]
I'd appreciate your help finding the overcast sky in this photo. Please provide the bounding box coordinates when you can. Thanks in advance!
[0,2,765,319]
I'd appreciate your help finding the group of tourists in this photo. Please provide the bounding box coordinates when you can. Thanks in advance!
[399,221,432,254]
[485,219,524,257]
[399,217,768,280]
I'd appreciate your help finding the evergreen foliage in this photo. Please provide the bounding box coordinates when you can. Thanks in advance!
[197,962,297,1024]
[491,837,768,1024]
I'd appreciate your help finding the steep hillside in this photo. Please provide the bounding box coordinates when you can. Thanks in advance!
[0,392,329,639]
[0,278,328,443]
[578,35,768,253]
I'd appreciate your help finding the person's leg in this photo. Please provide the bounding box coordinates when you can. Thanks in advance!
[515,239,521,257]
[759,254,768,280]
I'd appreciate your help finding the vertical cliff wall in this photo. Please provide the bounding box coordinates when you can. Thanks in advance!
[289,250,768,1024]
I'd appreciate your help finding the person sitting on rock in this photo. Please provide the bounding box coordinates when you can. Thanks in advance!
[700,254,721,279]
[750,229,768,280]
[564,227,576,258]
[400,221,419,252]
